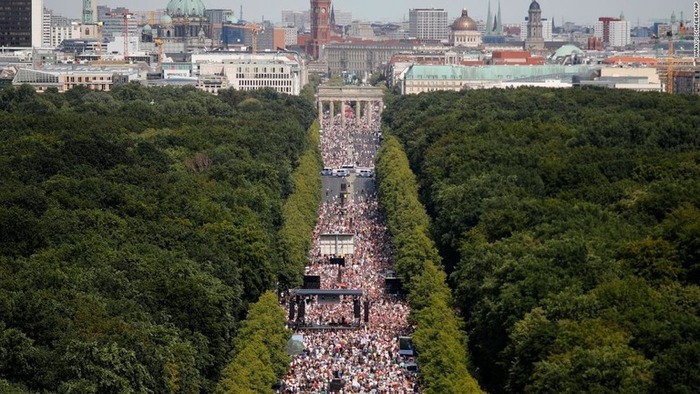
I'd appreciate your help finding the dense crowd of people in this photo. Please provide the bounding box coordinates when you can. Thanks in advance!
[320,104,382,169]
[281,103,419,393]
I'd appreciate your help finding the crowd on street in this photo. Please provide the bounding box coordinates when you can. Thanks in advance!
[281,103,419,393]
[320,104,382,169]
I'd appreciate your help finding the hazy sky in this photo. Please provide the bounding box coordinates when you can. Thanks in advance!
[43,0,696,25]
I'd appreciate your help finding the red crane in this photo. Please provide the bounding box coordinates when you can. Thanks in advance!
[106,12,134,60]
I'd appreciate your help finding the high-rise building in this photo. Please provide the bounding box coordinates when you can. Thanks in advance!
[409,8,448,41]
[608,19,631,48]
[82,0,97,25]
[309,0,331,59]
[594,17,621,45]
[594,14,629,47]
[524,0,544,50]
[42,7,51,47]
[0,0,43,48]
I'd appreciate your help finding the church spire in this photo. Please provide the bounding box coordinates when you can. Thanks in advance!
[496,0,502,35]
[486,0,493,34]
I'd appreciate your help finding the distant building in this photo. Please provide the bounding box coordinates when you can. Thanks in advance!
[490,50,544,65]
[449,9,481,48]
[41,7,52,47]
[281,10,310,31]
[192,52,306,95]
[280,26,298,47]
[309,0,331,59]
[101,13,139,40]
[152,0,213,52]
[524,0,545,50]
[12,64,142,92]
[205,8,234,45]
[672,70,700,94]
[50,24,82,49]
[400,64,596,94]
[0,0,43,48]
[82,0,97,25]
[594,17,620,45]
[348,22,376,40]
[409,8,449,41]
[333,10,352,28]
[205,9,234,24]
[520,17,553,41]
[608,19,631,48]
[325,41,413,78]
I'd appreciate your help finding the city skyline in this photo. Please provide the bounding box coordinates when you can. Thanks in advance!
[43,0,696,26]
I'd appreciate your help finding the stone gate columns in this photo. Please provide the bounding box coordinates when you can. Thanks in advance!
[367,100,373,126]
[316,85,384,133]
[318,100,323,127]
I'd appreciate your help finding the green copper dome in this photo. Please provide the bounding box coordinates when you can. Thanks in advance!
[166,0,206,17]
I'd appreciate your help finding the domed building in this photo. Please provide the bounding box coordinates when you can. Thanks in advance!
[449,8,481,48]
[155,0,212,51]
[166,0,209,38]
[524,0,544,50]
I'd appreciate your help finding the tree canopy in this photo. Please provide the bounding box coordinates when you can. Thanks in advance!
[0,83,316,392]
[384,87,700,393]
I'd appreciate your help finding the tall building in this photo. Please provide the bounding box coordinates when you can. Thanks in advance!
[0,0,43,48]
[608,19,631,48]
[594,17,621,45]
[524,0,544,50]
[42,7,52,47]
[594,14,629,47]
[409,8,449,41]
[520,17,553,41]
[82,0,97,25]
[309,0,331,59]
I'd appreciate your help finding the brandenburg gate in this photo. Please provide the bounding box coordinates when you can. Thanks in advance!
[317,85,385,129]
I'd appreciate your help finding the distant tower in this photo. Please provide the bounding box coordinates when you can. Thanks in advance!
[525,0,545,50]
[496,1,503,34]
[82,0,97,25]
[309,0,331,59]
[330,5,336,30]
[486,1,493,34]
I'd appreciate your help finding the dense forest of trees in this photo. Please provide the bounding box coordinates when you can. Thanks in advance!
[384,87,700,393]
[0,83,316,392]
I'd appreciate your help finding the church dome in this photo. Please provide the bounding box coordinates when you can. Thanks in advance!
[529,1,541,11]
[143,24,152,32]
[451,8,477,31]
[166,0,206,17]
[160,14,173,26]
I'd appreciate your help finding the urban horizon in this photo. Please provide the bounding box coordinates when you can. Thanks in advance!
[42,0,698,27]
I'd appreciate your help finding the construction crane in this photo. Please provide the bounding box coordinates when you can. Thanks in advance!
[154,38,164,73]
[107,12,134,61]
[96,21,104,65]
[240,23,264,54]
[667,30,674,94]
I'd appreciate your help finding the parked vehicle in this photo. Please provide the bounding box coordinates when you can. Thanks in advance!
[357,168,374,177]
[332,169,350,177]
